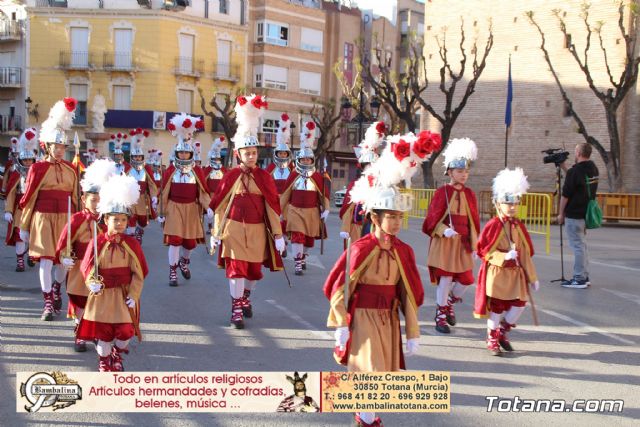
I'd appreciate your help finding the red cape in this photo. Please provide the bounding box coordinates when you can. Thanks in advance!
[55,210,106,261]
[4,170,21,244]
[473,217,534,317]
[202,166,227,194]
[282,170,331,200]
[19,160,78,210]
[161,164,209,195]
[81,232,149,280]
[338,180,356,220]
[421,184,480,236]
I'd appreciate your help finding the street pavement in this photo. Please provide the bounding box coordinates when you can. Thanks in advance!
[1,213,639,426]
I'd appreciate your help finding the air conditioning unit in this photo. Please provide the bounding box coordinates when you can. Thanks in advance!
[137,0,151,8]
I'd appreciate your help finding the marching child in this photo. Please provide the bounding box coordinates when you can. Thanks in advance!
[76,173,148,372]
[474,167,539,355]
[422,138,480,334]
[126,128,158,244]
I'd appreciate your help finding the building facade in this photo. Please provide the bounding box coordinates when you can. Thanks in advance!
[6,0,247,161]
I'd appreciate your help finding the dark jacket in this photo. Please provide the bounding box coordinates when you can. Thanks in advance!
[562,160,599,219]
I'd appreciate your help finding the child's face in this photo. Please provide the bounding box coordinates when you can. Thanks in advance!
[498,202,518,218]
[131,155,144,162]
[177,151,191,160]
[238,147,258,167]
[276,151,289,159]
[448,168,469,185]
[299,157,313,166]
[105,213,128,234]
[49,144,66,160]
[372,210,403,236]
[21,158,34,167]
[82,193,100,214]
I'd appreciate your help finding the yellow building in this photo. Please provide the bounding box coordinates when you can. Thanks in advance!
[25,1,248,160]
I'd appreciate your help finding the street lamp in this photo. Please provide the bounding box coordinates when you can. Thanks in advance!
[370,96,381,120]
[340,96,352,121]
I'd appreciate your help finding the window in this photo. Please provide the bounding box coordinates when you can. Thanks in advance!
[219,0,228,14]
[70,27,89,68]
[262,118,279,134]
[70,83,88,125]
[113,29,132,69]
[113,85,131,110]
[178,89,193,113]
[254,65,287,90]
[343,42,353,85]
[258,22,288,46]
[299,71,321,95]
[300,27,322,53]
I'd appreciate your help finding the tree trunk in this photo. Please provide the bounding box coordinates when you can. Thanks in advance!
[604,107,623,192]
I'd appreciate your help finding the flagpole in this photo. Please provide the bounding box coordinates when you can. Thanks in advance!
[504,126,509,168]
[504,55,512,168]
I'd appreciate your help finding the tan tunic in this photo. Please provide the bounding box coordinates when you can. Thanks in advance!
[427,190,477,276]
[160,169,210,241]
[485,224,538,302]
[328,247,420,372]
[83,240,144,324]
[20,161,77,259]
[340,203,363,242]
[280,177,329,238]
[129,168,158,217]
[214,173,282,262]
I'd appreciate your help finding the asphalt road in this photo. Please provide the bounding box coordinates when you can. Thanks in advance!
[1,213,639,426]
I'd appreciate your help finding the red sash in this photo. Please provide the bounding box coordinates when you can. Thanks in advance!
[229,193,265,224]
[138,181,148,194]
[291,190,318,209]
[353,284,398,310]
[169,183,197,203]
[34,190,72,213]
[274,179,287,195]
[101,266,131,289]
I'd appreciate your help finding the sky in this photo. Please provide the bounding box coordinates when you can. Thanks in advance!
[354,0,425,21]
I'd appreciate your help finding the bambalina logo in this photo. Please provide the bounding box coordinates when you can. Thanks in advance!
[20,371,82,412]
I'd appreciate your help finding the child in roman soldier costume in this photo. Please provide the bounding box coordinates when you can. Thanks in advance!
[19,98,79,321]
[56,159,115,352]
[125,128,158,244]
[339,121,386,245]
[202,137,227,231]
[77,173,147,372]
[4,128,38,272]
[280,120,330,275]
[147,148,164,189]
[324,131,436,427]
[474,168,539,355]
[422,137,480,334]
[158,114,212,287]
[210,94,285,329]
[266,113,294,194]
[111,133,130,176]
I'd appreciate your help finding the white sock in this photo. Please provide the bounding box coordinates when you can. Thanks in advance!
[436,276,453,306]
[359,412,375,424]
[39,259,53,292]
[16,241,25,255]
[74,310,83,324]
[246,280,257,291]
[54,264,66,283]
[114,338,129,349]
[168,246,180,265]
[505,306,526,325]
[451,282,469,299]
[229,278,245,298]
[292,243,303,258]
[96,340,112,357]
[181,248,192,259]
[126,226,135,235]
[487,311,502,330]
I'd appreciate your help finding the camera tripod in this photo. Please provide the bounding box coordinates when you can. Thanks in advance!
[550,164,568,284]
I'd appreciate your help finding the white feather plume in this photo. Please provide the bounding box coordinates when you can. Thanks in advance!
[39,100,75,143]
[81,158,117,193]
[276,114,292,146]
[442,137,478,168]
[492,167,530,201]
[208,138,224,158]
[169,113,197,140]
[233,94,267,146]
[18,127,39,154]
[98,174,140,214]
[299,121,316,150]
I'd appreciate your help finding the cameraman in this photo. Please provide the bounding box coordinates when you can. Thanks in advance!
[557,143,599,289]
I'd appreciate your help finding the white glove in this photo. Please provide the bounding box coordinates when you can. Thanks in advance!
[157,216,165,224]
[334,326,349,350]
[211,236,221,250]
[531,281,540,292]
[61,257,75,271]
[19,229,29,242]
[405,338,420,357]
[151,197,158,210]
[505,249,518,260]
[339,231,350,240]
[125,297,135,308]
[443,228,458,238]
[4,212,12,222]
[472,251,479,260]
[206,208,214,219]
[275,236,286,254]
[88,282,102,293]
[320,209,329,221]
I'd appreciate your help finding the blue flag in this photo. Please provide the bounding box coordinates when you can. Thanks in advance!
[505,57,513,128]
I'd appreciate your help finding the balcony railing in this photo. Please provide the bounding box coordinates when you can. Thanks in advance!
[0,67,21,87]
[0,115,22,133]
[213,63,240,81]
[174,57,204,77]
[36,0,68,7]
[103,52,136,71]
[0,20,23,41]
[59,51,95,70]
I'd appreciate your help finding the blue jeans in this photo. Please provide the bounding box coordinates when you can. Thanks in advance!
[565,218,589,280]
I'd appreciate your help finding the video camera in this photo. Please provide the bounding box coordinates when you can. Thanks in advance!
[542,148,570,166]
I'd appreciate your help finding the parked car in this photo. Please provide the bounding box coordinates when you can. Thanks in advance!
[334,186,347,207]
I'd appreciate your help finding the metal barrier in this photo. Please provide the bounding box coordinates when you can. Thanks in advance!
[405,189,551,254]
